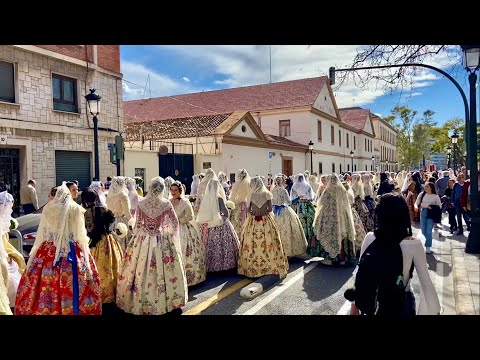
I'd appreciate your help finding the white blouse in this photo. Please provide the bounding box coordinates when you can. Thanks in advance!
[359,233,440,315]
[415,192,442,209]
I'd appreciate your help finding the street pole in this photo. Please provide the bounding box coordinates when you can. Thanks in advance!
[93,115,100,181]
[453,143,457,174]
[466,71,480,253]
[310,149,313,174]
[351,156,354,172]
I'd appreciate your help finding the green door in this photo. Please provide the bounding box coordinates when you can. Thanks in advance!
[55,150,91,190]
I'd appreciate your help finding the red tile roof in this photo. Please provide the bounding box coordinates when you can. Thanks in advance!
[124,76,329,123]
[339,108,370,131]
[264,134,308,148]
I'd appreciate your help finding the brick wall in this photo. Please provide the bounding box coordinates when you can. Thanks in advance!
[36,45,94,63]
[97,45,121,74]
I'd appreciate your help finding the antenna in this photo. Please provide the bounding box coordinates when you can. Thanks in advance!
[269,45,272,84]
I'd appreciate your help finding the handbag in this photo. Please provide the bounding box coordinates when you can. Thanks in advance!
[426,205,442,223]
[401,262,416,316]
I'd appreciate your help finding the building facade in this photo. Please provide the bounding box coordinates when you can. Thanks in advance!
[370,113,398,172]
[0,45,123,212]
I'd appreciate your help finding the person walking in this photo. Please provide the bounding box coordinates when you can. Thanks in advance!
[20,179,39,215]
[415,182,442,254]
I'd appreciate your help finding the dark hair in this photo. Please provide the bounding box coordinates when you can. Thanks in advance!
[170,181,183,194]
[50,186,57,197]
[65,181,78,189]
[374,193,412,244]
[428,177,436,184]
[107,177,112,181]
[81,188,97,207]
[424,182,436,194]
[28,179,35,185]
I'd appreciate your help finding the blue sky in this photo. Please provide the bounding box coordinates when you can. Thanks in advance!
[120,45,473,126]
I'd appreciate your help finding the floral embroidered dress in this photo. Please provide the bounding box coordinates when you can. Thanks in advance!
[83,189,123,305]
[106,176,132,252]
[312,174,356,265]
[197,179,239,272]
[238,177,288,278]
[290,174,316,252]
[172,197,206,286]
[271,180,307,257]
[15,183,101,315]
[344,182,366,254]
[352,175,374,233]
[229,169,250,239]
[116,177,187,315]
[0,238,11,315]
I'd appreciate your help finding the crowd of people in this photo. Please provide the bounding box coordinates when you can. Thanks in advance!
[0,164,472,316]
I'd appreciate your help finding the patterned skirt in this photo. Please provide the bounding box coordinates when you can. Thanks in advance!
[351,207,366,252]
[272,205,307,257]
[293,200,316,255]
[354,197,374,232]
[0,263,11,315]
[230,201,248,239]
[116,230,187,315]
[90,233,124,304]
[7,259,22,308]
[15,242,101,315]
[202,219,240,272]
[179,222,206,286]
[238,213,288,278]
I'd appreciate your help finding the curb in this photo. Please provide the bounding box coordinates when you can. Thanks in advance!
[450,242,476,315]
[239,274,282,300]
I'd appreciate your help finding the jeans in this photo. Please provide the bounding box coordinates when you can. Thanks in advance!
[421,208,434,248]
[22,203,36,215]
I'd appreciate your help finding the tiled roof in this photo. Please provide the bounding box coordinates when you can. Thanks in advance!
[124,113,232,141]
[124,76,329,123]
[339,108,370,131]
[264,134,308,148]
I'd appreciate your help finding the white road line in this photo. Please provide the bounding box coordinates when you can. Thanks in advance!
[242,262,320,315]
[337,300,352,315]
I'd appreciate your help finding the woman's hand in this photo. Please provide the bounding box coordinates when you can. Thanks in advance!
[350,303,360,315]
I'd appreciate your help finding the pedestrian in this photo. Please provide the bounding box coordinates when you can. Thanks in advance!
[406,181,420,223]
[66,181,79,200]
[218,172,231,200]
[451,173,469,235]
[104,176,112,190]
[125,177,141,217]
[271,176,307,258]
[444,179,458,233]
[229,169,250,239]
[47,186,58,202]
[415,182,442,253]
[116,177,187,315]
[377,172,394,196]
[170,181,206,286]
[350,193,440,315]
[190,175,200,196]
[20,179,38,215]
[193,169,217,215]
[133,177,144,196]
[82,188,123,315]
[15,183,101,315]
[290,174,316,252]
[89,180,107,207]
[343,181,367,256]
[435,171,450,198]
[106,176,132,251]
[352,174,374,232]
[196,179,240,272]
[316,175,328,198]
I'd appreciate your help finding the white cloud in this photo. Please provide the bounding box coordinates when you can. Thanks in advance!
[182,76,190,82]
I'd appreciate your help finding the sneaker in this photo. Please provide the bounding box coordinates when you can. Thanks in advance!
[425,247,431,254]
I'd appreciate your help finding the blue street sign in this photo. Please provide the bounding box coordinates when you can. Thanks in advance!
[268,151,273,159]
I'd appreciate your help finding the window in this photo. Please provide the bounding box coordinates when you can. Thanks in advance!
[332,163,335,173]
[317,120,322,141]
[347,163,350,171]
[319,162,323,174]
[354,164,357,171]
[52,74,78,113]
[347,133,349,148]
[279,120,291,137]
[331,125,335,145]
[202,162,212,169]
[365,165,368,171]
[0,61,15,103]
[339,163,342,173]
[241,125,247,133]
[354,136,356,150]
[365,138,367,151]
[339,130,341,146]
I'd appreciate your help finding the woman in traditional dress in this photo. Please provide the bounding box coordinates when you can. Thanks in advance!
[170,181,206,286]
[0,226,11,315]
[163,176,175,200]
[312,174,356,265]
[197,179,239,272]
[343,181,366,256]
[317,175,328,198]
[0,192,25,310]
[238,176,288,278]
[82,188,123,314]
[193,168,217,215]
[309,175,320,199]
[229,169,250,239]
[116,177,187,315]
[271,176,307,258]
[125,177,142,217]
[363,173,376,215]
[290,174,316,253]
[218,172,231,200]
[190,175,200,197]
[89,180,107,207]
[15,183,101,315]
[352,174,374,232]
[106,176,132,251]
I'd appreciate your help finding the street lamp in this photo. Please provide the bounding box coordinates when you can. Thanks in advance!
[308,140,314,174]
[371,155,375,171]
[84,89,102,181]
[451,130,459,174]
[447,146,452,169]
[350,150,354,172]
[386,160,389,172]
[461,45,480,254]
[395,162,398,172]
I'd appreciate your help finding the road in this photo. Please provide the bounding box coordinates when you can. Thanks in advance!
[182,221,456,315]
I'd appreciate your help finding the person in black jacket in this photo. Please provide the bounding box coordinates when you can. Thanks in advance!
[377,172,394,196]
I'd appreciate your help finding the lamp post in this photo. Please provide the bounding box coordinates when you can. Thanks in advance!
[395,162,398,172]
[461,45,480,254]
[447,146,452,169]
[371,155,375,171]
[84,89,101,181]
[308,140,314,174]
[349,150,354,172]
[386,160,389,172]
[451,130,459,174]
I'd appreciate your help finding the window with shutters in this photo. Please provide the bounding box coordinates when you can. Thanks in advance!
[279,120,291,137]
[0,61,15,103]
[52,74,78,113]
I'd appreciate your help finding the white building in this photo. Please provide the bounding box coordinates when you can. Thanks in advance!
[0,45,123,212]
[370,112,399,172]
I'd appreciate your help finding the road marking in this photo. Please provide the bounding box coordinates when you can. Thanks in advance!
[242,262,320,315]
[183,278,254,315]
[337,300,352,315]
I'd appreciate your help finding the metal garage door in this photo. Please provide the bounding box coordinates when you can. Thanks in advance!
[55,150,91,190]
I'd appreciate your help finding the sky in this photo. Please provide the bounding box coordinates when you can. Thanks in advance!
[120,45,473,126]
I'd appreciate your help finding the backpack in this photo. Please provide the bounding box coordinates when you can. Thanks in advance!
[353,240,413,315]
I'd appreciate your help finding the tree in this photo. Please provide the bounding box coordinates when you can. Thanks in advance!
[386,106,436,169]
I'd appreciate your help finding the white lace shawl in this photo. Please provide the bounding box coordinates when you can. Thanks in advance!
[191,175,200,195]
[196,179,225,228]
[401,174,412,193]
[271,186,291,206]
[89,181,107,207]
[163,177,175,199]
[362,174,373,197]
[247,176,273,208]
[230,169,251,204]
[351,174,365,200]
[291,174,314,200]
[0,191,13,234]
[196,169,217,201]
[27,183,91,271]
